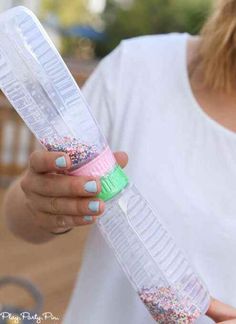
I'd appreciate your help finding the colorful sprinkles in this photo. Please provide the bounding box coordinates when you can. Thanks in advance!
[41,136,97,167]
[138,286,201,323]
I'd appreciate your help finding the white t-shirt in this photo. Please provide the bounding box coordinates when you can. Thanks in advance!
[63,33,236,324]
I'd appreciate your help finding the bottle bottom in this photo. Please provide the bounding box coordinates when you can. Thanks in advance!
[97,184,210,322]
[138,285,201,323]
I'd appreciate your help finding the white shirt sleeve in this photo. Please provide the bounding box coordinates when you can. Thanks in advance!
[81,43,124,149]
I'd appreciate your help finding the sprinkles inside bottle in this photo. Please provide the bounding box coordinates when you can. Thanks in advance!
[41,136,98,168]
[138,286,201,323]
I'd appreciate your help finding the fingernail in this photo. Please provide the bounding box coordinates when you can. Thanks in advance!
[55,156,67,168]
[83,216,93,222]
[88,201,100,213]
[84,181,97,193]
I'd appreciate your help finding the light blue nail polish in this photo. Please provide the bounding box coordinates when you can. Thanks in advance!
[55,156,67,168]
[88,201,100,213]
[83,216,93,222]
[84,181,97,193]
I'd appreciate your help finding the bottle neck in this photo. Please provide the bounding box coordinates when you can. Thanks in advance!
[69,146,129,202]
[98,165,129,202]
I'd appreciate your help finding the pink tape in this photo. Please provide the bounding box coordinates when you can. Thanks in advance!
[69,146,116,177]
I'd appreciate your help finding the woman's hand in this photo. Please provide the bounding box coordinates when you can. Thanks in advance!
[21,150,128,234]
[206,297,236,323]
[4,150,128,243]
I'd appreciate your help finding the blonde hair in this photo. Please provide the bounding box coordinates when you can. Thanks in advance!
[199,0,236,93]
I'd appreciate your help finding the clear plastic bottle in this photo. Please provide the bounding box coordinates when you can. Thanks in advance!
[0,6,210,322]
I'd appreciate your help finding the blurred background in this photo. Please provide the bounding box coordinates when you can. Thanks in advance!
[0,0,212,322]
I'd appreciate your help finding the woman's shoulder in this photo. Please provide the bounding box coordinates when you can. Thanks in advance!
[83,32,188,107]
[121,32,186,52]
[99,32,187,75]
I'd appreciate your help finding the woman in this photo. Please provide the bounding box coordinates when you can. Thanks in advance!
[3,0,236,323]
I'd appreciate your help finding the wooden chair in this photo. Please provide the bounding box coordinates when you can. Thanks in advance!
[0,97,36,187]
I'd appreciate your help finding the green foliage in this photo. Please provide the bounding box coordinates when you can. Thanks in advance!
[95,0,213,57]
[40,0,98,57]
[40,0,93,26]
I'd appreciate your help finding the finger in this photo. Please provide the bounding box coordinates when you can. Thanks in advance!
[114,151,128,168]
[22,172,101,197]
[31,194,105,216]
[30,150,72,174]
[207,298,236,323]
[217,320,236,324]
[34,212,96,232]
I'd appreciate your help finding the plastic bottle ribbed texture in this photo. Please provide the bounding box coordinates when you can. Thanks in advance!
[98,185,210,322]
[0,5,105,170]
[0,6,210,323]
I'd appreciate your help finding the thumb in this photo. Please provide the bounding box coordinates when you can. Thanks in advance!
[114,151,128,169]
[207,297,236,323]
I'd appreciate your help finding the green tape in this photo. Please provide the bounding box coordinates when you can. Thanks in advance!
[97,165,129,201]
